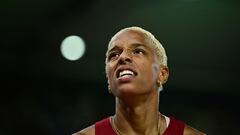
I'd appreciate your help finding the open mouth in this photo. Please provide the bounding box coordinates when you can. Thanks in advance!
[116,68,137,79]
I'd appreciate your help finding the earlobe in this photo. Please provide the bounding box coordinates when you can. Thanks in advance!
[157,80,162,87]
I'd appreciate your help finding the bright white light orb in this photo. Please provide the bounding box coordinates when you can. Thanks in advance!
[60,35,86,61]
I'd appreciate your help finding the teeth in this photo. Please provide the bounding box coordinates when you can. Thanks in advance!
[119,70,134,77]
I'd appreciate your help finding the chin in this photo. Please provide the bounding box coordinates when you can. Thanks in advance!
[116,86,147,97]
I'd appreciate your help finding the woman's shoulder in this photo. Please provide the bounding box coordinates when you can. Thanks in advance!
[72,125,95,135]
[72,117,111,135]
[184,124,206,135]
[166,116,206,135]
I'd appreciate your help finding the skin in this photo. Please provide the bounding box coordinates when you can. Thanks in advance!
[73,30,205,135]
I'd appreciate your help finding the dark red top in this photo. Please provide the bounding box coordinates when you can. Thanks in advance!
[95,116,185,135]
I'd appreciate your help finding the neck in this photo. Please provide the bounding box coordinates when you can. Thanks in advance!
[114,90,160,135]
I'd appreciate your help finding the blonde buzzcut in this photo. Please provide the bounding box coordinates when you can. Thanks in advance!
[106,26,168,66]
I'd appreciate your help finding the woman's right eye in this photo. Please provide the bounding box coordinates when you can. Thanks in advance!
[108,52,120,61]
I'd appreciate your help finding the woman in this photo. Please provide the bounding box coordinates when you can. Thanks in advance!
[73,26,205,135]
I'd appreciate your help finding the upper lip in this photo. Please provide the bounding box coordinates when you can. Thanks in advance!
[116,66,137,78]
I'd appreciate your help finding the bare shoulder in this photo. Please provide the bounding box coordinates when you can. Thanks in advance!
[184,125,206,135]
[72,125,95,135]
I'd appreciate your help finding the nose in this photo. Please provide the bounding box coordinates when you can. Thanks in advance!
[118,50,132,64]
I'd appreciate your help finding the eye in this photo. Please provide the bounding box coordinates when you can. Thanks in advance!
[108,52,120,61]
[133,48,145,55]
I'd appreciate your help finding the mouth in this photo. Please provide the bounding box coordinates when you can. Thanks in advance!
[116,67,137,79]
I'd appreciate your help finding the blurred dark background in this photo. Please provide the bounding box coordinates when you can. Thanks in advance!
[1,0,240,135]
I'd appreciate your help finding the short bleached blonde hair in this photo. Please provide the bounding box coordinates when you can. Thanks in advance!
[106,26,168,66]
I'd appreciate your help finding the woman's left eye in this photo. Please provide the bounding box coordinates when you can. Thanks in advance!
[133,49,144,55]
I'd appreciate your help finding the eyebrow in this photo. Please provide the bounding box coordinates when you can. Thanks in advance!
[108,46,121,53]
[131,43,148,49]
[108,43,149,53]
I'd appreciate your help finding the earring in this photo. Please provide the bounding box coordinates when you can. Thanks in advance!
[157,81,163,91]
[108,85,111,93]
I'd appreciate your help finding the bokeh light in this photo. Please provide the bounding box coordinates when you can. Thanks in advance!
[60,35,86,61]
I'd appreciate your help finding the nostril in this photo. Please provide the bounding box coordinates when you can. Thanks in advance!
[119,56,131,64]
[125,57,131,62]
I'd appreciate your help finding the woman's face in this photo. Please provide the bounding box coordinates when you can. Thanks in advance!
[105,30,162,98]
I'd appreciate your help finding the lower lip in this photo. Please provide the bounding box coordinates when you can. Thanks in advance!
[117,75,135,82]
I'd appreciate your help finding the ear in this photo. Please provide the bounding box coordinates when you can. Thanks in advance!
[157,65,169,85]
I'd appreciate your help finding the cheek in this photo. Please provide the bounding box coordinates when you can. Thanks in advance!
[106,64,115,81]
[151,64,159,80]
[136,59,146,71]
[141,63,158,81]
[106,68,111,80]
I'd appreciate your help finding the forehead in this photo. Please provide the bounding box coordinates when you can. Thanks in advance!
[108,30,151,51]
